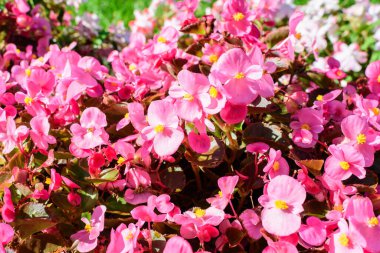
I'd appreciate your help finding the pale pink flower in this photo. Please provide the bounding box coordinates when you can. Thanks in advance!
[239,209,262,240]
[330,219,365,253]
[207,175,238,210]
[262,241,298,253]
[210,48,263,105]
[141,100,184,157]
[221,0,253,36]
[365,60,380,95]
[106,223,140,253]
[70,107,109,150]
[163,236,193,253]
[169,70,211,122]
[324,144,365,180]
[298,217,326,248]
[0,223,14,253]
[259,175,306,236]
[151,26,179,55]
[30,115,56,150]
[0,117,29,154]
[263,148,289,179]
[70,205,106,253]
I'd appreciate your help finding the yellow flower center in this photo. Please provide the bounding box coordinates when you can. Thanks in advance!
[129,64,137,71]
[87,127,95,133]
[209,54,218,63]
[372,108,380,116]
[25,68,31,77]
[301,124,311,130]
[234,72,245,79]
[183,93,194,101]
[194,207,206,218]
[333,205,343,212]
[273,161,280,171]
[339,161,350,171]
[218,191,223,197]
[24,96,33,105]
[85,224,92,233]
[233,12,245,21]
[45,178,51,185]
[16,49,21,54]
[117,157,125,164]
[338,233,349,247]
[316,95,323,101]
[125,231,133,240]
[336,70,343,76]
[377,75,380,83]
[154,124,164,133]
[368,217,379,227]
[295,33,302,40]
[157,36,167,43]
[274,200,288,210]
[124,112,129,119]
[356,133,366,144]
[209,86,218,98]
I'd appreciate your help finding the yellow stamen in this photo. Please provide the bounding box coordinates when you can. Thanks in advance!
[234,72,245,79]
[129,64,137,71]
[316,95,323,101]
[333,205,343,212]
[16,49,21,54]
[45,178,51,185]
[37,57,44,62]
[336,70,343,76]
[233,12,245,21]
[124,113,129,119]
[339,161,350,171]
[372,108,380,116]
[157,36,167,43]
[209,86,218,98]
[25,68,31,77]
[274,200,288,210]
[273,161,280,171]
[183,93,194,101]
[218,191,223,197]
[194,207,206,218]
[117,157,125,164]
[377,75,380,83]
[24,96,33,105]
[368,217,379,227]
[295,33,302,40]
[338,233,349,247]
[209,54,218,63]
[87,127,94,133]
[154,124,164,133]
[85,224,92,233]
[301,124,311,130]
[125,232,133,240]
[357,133,366,144]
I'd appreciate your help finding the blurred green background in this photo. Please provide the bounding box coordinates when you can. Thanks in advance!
[79,0,152,28]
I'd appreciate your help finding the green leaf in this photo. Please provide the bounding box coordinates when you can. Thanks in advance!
[78,186,98,211]
[105,195,133,214]
[294,0,309,5]
[86,168,119,184]
[20,203,49,218]
[19,233,67,253]
[15,218,57,238]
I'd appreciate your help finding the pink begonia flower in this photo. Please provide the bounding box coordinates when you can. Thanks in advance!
[365,60,380,95]
[30,115,56,150]
[130,205,166,224]
[220,101,247,124]
[67,192,81,206]
[201,43,225,65]
[330,219,365,253]
[188,131,211,154]
[333,42,367,72]
[246,142,270,154]
[210,48,264,105]
[174,206,224,243]
[151,26,179,55]
[1,188,15,223]
[325,57,347,80]
[354,96,380,128]
[239,209,262,240]
[262,241,298,253]
[290,108,324,148]
[106,223,140,253]
[47,169,62,193]
[70,205,106,253]
[148,194,175,214]
[313,89,341,109]
[163,236,193,253]
[207,175,238,210]
[0,117,29,154]
[141,100,184,157]
[215,219,243,251]
[0,223,14,253]
[324,144,365,180]
[258,175,306,236]
[263,148,289,179]
[298,217,326,248]
[221,0,253,36]
[70,107,109,150]
[26,68,55,97]
[341,115,375,167]
[169,70,211,122]
[345,196,380,252]
[204,83,227,115]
